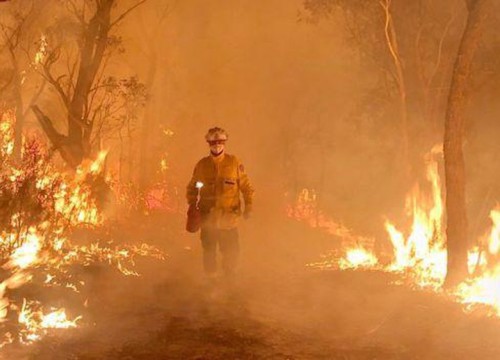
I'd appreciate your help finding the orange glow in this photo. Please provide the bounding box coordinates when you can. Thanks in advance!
[453,207,500,314]
[0,111,165,347]
[339,247,378,270]
[296,145,500,317]
[384,146,446,289]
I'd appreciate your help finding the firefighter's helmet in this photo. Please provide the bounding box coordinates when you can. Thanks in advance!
[205,127,228,142]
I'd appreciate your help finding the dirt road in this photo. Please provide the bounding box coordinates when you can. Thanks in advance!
[4,215,500,359]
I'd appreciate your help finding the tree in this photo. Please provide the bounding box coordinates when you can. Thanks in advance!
[132,2,172,189]
[444,0,488,286]
[31,0,147,168]
[0,0,50,160]
[301,0,459,175]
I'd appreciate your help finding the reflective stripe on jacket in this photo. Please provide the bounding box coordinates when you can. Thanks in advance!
[186,153,254,229]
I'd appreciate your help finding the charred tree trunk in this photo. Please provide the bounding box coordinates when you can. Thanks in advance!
[444,0,487,286]
[32,0,114,168]
[69,0,113,158]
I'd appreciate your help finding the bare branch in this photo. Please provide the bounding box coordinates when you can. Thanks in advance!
[110,0,148,28]
[64,47,78,97]
[428,11,458,88]
[86,51,112,120]
[67,0,86,24]
[23,79,47,118]
[41,48,71,108]
[379,0,403,89]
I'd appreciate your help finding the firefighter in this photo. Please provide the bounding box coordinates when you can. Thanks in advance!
[186,127,254,279]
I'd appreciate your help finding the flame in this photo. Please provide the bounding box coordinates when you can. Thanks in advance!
[382,149,500,312]
[292,144,500,317]
[287,188,374,246]
[0,111,14,158]
[160,157,169,172]
[0,112,165,347]
[289,188,378,271]
[452,207,500,314]
[33,34,48,67]
[18,299,81,343]
[8,229,42,269]
[339,247,378,270]
[488,209,500,254]
[383,147,447,288]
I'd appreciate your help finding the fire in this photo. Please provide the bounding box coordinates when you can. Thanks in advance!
[33,34,48,67]
[384,146,447,288]
[8,229,42,269]
[488,208,500,254]
[287,188,374,246]
[339,247,378,270]
[288,188,377,271]
[18,299,81,343]
[384,147,500,311]
[0,111,165,348]
[453,207,500,314]
[0,111,14,158]
[40,308,80,329]
[296,145,500,317]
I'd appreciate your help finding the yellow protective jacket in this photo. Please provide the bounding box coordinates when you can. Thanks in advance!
[186,153,254,229]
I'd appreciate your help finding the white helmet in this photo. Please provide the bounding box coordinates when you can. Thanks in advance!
[205,127,228,142]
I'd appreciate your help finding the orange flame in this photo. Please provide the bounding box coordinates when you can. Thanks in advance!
[453,208,500,314]
[339,247,378,270]
[384,146,446,288]
[0,111,165,347]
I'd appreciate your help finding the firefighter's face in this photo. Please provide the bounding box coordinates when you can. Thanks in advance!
[208,140,226,156]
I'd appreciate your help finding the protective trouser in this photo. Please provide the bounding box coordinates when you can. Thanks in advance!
[200,227,239,275]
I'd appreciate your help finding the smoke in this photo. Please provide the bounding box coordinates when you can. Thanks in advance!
[3,0,500,356]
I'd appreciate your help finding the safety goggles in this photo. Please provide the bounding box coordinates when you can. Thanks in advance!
[207,140,226,145]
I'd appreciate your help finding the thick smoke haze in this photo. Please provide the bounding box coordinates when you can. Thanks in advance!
[120,0,405,240]
[2,0,499,245]
[2,1,500,358]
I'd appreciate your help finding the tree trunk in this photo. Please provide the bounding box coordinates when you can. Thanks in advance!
[444,0,487,286]
[69,0,113,159]
[33,0,114,168]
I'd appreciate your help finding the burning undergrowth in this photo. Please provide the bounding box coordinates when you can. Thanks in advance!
[288,145,500,317]
[0,111,165,347]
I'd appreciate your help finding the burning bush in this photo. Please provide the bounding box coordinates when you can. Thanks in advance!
[0,110,165,347]
[290,146,500,317]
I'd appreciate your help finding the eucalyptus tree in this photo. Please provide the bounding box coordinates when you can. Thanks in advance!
[31,0,147,168]
[0,0,52,159]
[302,0,460,174]
[444,0,489,286]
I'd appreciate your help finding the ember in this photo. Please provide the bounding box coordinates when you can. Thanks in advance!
[0,111,165,347]
[294,146,500,316]
[1,0,500,358]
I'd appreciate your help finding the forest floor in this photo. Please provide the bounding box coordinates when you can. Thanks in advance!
[3,212,500,360]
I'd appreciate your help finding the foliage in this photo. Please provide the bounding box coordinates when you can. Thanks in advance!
[92,75,148,145]
[302,0,463,150]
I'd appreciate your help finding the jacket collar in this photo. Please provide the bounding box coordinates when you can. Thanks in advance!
[210,152,226,163]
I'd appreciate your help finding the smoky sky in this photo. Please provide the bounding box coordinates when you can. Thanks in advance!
[4,0,500,243]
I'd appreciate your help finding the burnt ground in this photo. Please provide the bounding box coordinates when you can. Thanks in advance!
[3,213,500,360]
